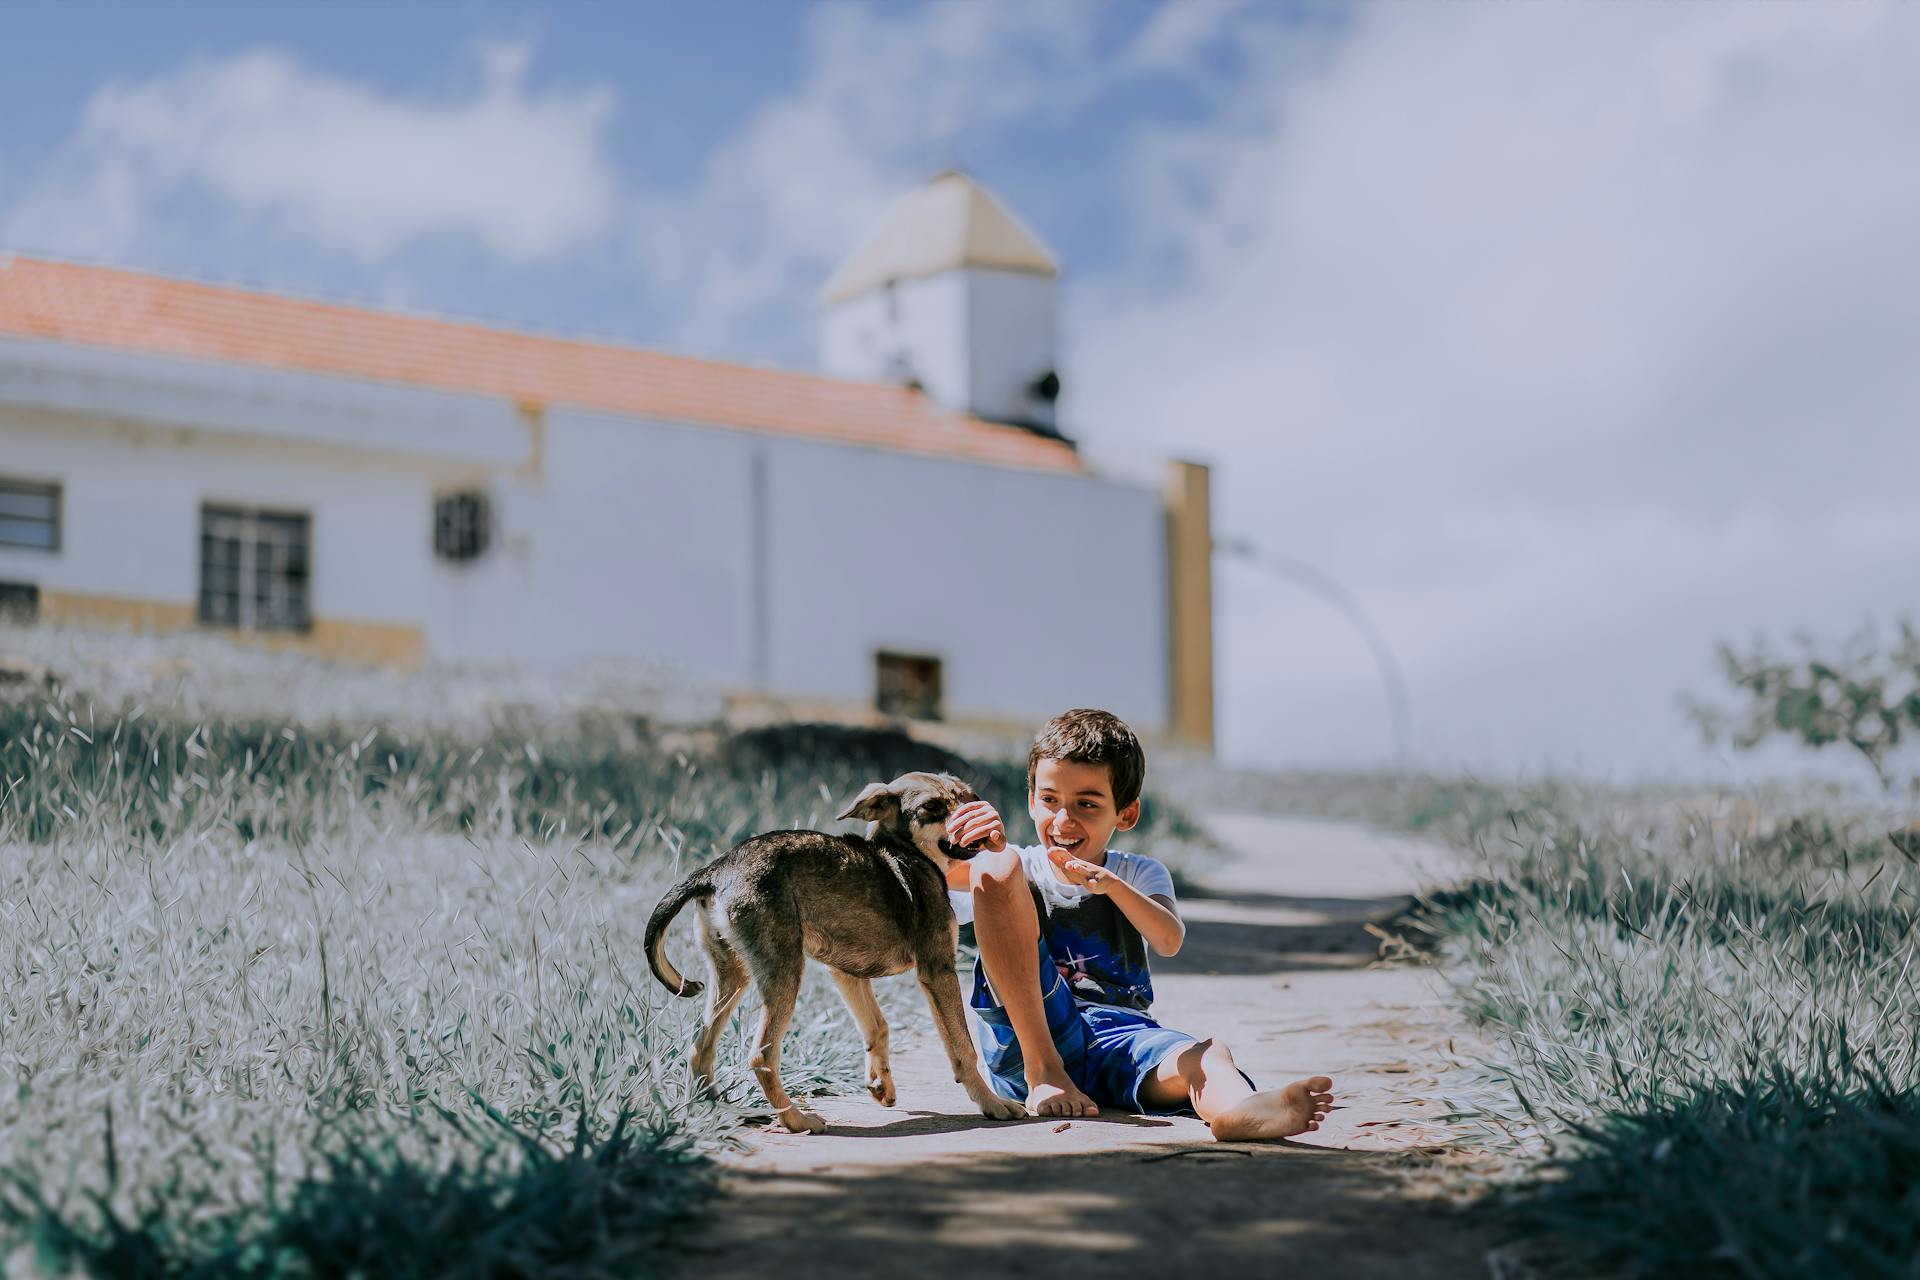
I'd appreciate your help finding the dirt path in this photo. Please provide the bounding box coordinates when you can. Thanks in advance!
[680,815,1496,1278]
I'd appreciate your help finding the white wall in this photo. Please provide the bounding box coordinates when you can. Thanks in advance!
[820,273,970,412]
[425,480,532,663]
[0,407,445,627]
[965,270,1057,429]
[0,337,524,465]
[497,408,757,682]
[759,437,1166,728]
[494,407,1168,729]
[820,288,890,383]
[821,269,1057,428]
[1,346,1172,734]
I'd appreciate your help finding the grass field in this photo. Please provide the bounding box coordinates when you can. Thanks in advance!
[0,635,1213,1277]
[1272,773,1920,1278]
[23,623,1904,1277]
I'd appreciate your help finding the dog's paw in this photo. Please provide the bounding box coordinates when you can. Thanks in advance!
[977,1092,1027,1122]
[775,1107,829,1134]
[867,1073,897,1107]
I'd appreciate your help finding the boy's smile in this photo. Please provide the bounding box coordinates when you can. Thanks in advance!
[1028,758,1140,865]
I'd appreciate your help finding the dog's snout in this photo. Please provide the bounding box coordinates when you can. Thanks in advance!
[940,835,985,860]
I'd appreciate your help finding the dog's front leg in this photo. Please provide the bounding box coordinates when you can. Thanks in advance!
[915,960,1027,1121]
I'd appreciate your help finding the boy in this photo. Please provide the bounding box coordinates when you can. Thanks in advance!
[944,708,1334,1139]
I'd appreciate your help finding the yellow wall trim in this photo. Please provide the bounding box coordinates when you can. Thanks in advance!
[1164,460,1216,755]
[513,399,548,483]
[38,590,425,667]
[39,592,196,634]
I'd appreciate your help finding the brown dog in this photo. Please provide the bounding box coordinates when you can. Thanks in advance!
[645,771,1027,1133]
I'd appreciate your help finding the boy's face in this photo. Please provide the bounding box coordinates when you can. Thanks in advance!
[1028,757,1140,860]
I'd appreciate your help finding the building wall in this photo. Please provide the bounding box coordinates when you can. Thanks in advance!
[0,407,444,662]
[479,408,1168,731]
[484,407,757,682]
[964,270,1056,428]
[1,347,1174,734]
[759,435,1166,729]
[820,269,1056,429]
[820,273,969,410]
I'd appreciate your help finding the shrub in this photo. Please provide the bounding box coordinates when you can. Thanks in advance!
[1691,622,1920,791]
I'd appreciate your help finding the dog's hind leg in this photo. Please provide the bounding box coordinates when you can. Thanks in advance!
[742,948,823,1133]
[689,910,750,1093]
[828,971,895,1107]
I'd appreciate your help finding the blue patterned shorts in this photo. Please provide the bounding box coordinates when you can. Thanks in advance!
[966,939,1242,1114]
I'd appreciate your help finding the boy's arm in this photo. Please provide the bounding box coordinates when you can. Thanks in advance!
[1100,875,1186,957]
[1050,851,1186,956]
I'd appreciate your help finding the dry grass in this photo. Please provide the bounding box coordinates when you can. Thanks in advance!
[0,641,904,1275]
[1271,773,1920,1278]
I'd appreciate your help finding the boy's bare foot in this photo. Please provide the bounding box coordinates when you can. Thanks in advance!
[1026,1074,1100,1117]
[1207,1076,1334,1141]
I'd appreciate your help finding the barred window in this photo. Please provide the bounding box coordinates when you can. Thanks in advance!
[0,478,60,551]
[433,490,491,562]
[199,505,311,632]
[876,651,943,722]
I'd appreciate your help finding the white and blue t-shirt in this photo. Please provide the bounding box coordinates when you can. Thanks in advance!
[950,844,1178,1012]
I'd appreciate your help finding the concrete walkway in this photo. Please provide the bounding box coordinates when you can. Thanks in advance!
[680,816,1495,1278]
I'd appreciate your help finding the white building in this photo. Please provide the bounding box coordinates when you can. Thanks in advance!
[0,173,1214,749]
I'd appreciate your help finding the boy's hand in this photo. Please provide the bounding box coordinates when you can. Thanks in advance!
[1047,846,1113,895]
[946,801,1007,855]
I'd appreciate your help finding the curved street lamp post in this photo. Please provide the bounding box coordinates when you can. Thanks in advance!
[1213,536,1414,770]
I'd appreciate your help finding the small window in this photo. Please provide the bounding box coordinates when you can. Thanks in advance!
[876,651,943,722]
[0,478,60,551]
[434,490,492,563]
[0,581,38,621]
[199,505,311,632]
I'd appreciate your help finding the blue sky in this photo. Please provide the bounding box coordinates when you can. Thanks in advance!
[6,1,1920,785]
[5,3,808,188]
[1,1,1335,362]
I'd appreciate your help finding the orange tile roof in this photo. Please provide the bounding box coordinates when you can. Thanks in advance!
[0,254,1080,473]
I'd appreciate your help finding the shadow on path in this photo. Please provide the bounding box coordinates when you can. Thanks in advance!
[690,1145,1485,1280]
[1160,892,1415,977]
[1182,889,1417,916]
[750,1110,1177,1141]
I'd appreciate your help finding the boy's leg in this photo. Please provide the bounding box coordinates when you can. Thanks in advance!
[969,850,1100,1117]
[1137,1037,1335,1140]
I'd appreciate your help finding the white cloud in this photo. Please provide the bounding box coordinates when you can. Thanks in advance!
[1116,0,1249,76]
[1068,1,1920,779]
[5,42,617,261]
[625,0,1099,355]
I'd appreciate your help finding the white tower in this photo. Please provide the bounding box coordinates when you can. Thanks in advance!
[821,172,1062,432]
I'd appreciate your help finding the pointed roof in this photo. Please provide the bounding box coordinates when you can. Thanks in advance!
[0,254,1081,473]
[821,171,1059,305]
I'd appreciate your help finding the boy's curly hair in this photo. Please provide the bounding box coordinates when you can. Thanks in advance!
[1026,709,1145,811]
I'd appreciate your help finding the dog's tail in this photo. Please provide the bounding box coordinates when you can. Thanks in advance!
[645,870,712,999]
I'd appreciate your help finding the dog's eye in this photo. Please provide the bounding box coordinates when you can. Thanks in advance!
[918,805,947,824]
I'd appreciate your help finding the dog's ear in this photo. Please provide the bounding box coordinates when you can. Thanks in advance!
[836,782,899,824]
